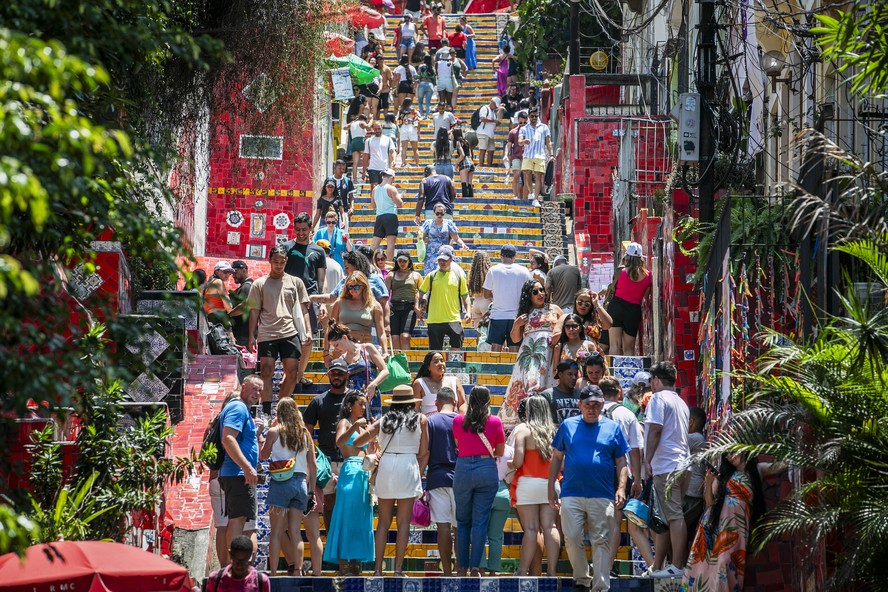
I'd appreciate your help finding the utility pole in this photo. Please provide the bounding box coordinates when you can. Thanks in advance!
[697,0,717,225]
[569,0,580,75]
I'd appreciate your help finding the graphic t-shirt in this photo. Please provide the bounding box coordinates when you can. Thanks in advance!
[552,415,629,499]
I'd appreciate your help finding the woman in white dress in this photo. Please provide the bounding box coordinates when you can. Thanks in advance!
[354,385,429,576]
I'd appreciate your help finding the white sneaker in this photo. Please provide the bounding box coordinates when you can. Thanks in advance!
[648,564,683,578]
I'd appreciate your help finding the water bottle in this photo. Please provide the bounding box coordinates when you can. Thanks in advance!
[443,335,451,350]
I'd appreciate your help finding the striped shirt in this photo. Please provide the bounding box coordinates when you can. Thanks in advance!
[519,122,550,160]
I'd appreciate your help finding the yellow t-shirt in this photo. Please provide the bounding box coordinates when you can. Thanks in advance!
[247,274,310,342]
[419,269,468,324]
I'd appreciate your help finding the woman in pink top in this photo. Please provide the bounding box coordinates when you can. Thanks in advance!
[452,386,505,576]
[605,242,652,355]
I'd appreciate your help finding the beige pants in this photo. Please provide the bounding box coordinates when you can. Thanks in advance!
[560,496,614,592]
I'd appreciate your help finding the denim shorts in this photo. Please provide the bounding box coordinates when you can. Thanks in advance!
[266,472,309,511]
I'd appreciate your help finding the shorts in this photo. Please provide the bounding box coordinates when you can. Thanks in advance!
[349,136,365,153]
[437,78,454,93]
[367,169,385,185]
[258,334,301,360]
[397,81,414,95]
[210,477,256,530]
[428,322,464,350]
[428,487,457,525]
[458,158,475,172]
[218,475,257,521]
[373,213,399,238]
[521,157,547,173]
[400,125,418,142]
[510,158,523,171]
[267,472,309,511]
[428,39,443,51]
[322,461,343,495]
[399,37,416,49]
[653,470,690,523]
[516,476,557,505]
[379,91,391,110]
[606,296,643,337]
[476,134,495,151]
[390,300,418,335]
[487,318,518,347]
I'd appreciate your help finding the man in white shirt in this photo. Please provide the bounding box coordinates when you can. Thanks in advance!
[476,96,500,167]
[519,109,552,204]
[481,244,531,352]
[644,361,691,578]
[362,121,396,195]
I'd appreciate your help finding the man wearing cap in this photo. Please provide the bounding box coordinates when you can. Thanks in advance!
[248,245,312,412]
[415,165,457,224]
[303,359,367,528]
[420,246,471,350]
[482,244,531,352]
[504,110,528,199]
[369,168,404,263]
[476,96,501,167]
[546,254,583,313]
[228,260,253,348]
[362,121,397,195]
[519,109,552,206]
[540,359,581,425]
[549,385,629,592]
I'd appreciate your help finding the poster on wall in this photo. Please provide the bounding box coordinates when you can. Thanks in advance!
[250,214,266,239]
[331,67,354,101]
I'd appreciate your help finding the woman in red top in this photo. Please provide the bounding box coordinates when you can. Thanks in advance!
[509,395,560,576]
[605,242,652,355]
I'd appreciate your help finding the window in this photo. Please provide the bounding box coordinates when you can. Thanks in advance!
[239,135,284,160]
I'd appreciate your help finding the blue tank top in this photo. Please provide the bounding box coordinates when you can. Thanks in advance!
[374,183,398,216]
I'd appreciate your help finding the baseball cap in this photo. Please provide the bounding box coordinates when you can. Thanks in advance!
[383,168,396,178]
[327,359,349,373]
[501,244,517,257]
[556,359,580,374]
[632,371,652,387]
[626,242,643,257]
[231,260,248,270]
[214,261,233,273]
[579,385,606,403]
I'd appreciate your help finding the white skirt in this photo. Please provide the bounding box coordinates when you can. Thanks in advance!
[376,453,422,500]
[515,476,557,506]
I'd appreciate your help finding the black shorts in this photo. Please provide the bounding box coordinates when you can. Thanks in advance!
[219,476,257,520]
[397,81,414,95]
[390,300,418,335]
[367,169,384,185]
[373,213,399,238]
[379,91,391,110]
[428,322,464,350]
[606,296,643,337]
[257,334,302,360]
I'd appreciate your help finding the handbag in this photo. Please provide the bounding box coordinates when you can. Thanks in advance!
[378,352,412,392]
[315,447,333,489]
[646,477,670,534]
[411,490,432,527]
[268,458,296,482]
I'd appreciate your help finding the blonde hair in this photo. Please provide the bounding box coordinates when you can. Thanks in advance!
[338,271,375,309]
[524,396,556,460]
[275,397,309,452]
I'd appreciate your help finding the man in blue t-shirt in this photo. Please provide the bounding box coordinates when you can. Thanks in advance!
[549,385,629,592]
[218,375,266,558]
[426,387,459,575]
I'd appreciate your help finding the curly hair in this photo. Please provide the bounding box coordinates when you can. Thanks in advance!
[467,251,492,294]
[524,396,555,460]
[381,404,420,434]
[462,386,491,434]
[339,391,366,421]
[416,351,445,380]
[275,397,309,452]
[516,279,549,318]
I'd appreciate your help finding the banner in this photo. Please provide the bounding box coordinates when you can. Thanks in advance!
[331,67,354,101]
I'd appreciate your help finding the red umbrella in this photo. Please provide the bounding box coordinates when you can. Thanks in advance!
[0,540,194,592]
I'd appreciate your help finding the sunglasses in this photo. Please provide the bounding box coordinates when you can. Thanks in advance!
[347,285,363,291]
[531,288,545,295]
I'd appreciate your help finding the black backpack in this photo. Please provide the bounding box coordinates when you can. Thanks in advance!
[470,107,482,130]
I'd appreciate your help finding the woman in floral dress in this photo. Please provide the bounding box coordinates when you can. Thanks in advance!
[681,453,768,592]
[498,279,563,430]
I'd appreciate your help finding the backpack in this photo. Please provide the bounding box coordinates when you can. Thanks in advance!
[470,107,481,130]
[202,400,244,471]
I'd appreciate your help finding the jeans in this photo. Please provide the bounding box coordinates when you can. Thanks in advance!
[561,497,615,592]
[453,456,499,568]
[480,480,512,572]
[417,81,435,116]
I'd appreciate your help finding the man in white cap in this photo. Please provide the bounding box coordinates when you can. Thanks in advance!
[476,96,501,168]
[369,168,403,262]
[419,246,471,350]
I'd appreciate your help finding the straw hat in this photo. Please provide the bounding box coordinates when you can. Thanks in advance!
[384,384,422,405]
